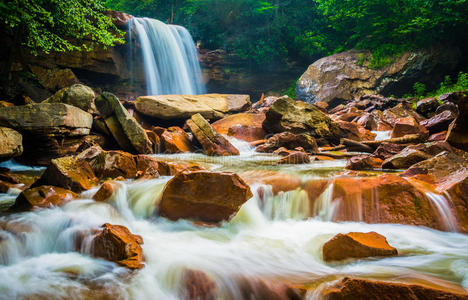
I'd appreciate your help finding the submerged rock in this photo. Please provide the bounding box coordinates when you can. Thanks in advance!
[322,232,397,262]
[159,171,252,223]
[212,112,266,142]
[43,84,97,114]
[91,223,144,269]
[12,185,77,210]
[179,269,217,300]
[186,113,239,156]
[0,127,22,162]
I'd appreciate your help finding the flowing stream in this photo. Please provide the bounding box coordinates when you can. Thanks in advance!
[128,17,206,95]
[0,147,467,299]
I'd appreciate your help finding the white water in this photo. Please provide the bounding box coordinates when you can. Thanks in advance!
[425,192,458,232]
[372,130,392,141]
[129,18,206,95]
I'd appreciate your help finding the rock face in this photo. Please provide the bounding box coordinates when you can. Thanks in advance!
[159,171,252,223]
[321,277,468,300]
[91,223,144,269]
[322,232,397,262]
[446,91,468,151]
[186,113,239,156]
[135,94,251,120]
[211,113,266,142]
[296,47,461,105]
[43,84,97,114]
[0,127,22,162]
[262,96,341,144]
[13,186,77,210]
[95,92,152,154]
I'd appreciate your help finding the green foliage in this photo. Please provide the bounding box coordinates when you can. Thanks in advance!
[409,71,468,99]
[413,82,427,98]
[357,53,365,67]
[0,0,124,54]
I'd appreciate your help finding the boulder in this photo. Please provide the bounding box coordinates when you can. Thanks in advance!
[43,84,97,114]
[428,131,447,142]
[29,66,79,91]
[93,181,119,202]
[420,110,455,133]
[372,143,407,160]
[336,121,376,141]
[321,277,468,300]
[160,127,194,153]
[446,92,468,151]
[34,156,99,192]
[346,155,383,170]
[381,148,432,169]
[159,171,252,223]
[12,186,77,210]
[0,103,92,136]
[322,232,397,262]
[0,127,22,162]
[134,94,251,120]
[416,97,439,117]
[77,146,138,179]
[95,92,152,154]
[135,155,203,177]
[256,132,318,153]
[212,113,266,142]
[390,116,427,138]
[91,223,144,269]
[239,170,301,195]
[296,47,460,105]
[186,113,239,156]
[179,269,217,300]
[262,96,341,144]
[278,151,310,164]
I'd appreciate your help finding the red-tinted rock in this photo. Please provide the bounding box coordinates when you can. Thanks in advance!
[159,171,252,223]
[179,269,217,300]
[278,151,310,164]
[346,155,383,170]
[239,170,301,195]
[256,132,318,153]
[337,121,376,141]
[77,146,138,179]
[372,143,407,160]
[12,186,77,210]
[446,92,468,151]
[420,110,455,134]
[212,113,266,142]
[160,127,194,153]
[236,277,304,300]
[382,148,431,169]
[322,232,397,262]
[93,181,118,202]
[428,131,447,142]
[390,116,427,138]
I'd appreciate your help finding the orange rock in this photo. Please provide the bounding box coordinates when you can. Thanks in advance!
[160,126,194,153]
[337,120,376,141]
[322,232,397,262]
[91,223,144,269]
[12,185,77,210]
[239,170,301,195]
[212,112,266,142]
[428,131,447,142]
[236,276,305,300]
[278,151,310,164]
[346,155,383,170]
[93,181,118,202]
[179,269,217,300]
[77,146,138,179]
[159,171,252,223]
[390,116,427,138]
[256,132,318,153]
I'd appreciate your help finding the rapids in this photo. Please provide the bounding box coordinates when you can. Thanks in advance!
[0,149,467,299]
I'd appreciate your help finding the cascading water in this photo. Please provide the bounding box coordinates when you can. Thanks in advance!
[128,17,206,95]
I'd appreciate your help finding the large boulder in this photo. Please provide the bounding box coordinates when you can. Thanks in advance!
[336,120,376,141]
[296,47,460,105]
[134,94,251,120]
[186,113,239,156]
[262,96,341,144]
[90,223,144,269]
[0,127,22,162]
[390,116,427,138]
[95,92,152,154]
[420,110,456,134]
[159,171,252,223]
[446,91,468,151]
[43,84,97,114]
[211,113,266,142]
[12,186,77,210]
[322,232,397,262]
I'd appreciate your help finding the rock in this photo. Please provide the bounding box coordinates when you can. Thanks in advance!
[420,110,455,133]
[438,90,467,105]
[12,186,77,210]
[390,116,427,138]
[34,156,99,192]
[29,66,79,91]
[335,111,361,122]
[296,47,460,105]
[252,95,280,110]
[436,101,459,115]
[0,103,93,136]
[322,232,397,262]
[160,127,194,153]
[212,113,266,142]
[135,94,251,120]
[43,84,97,114]
[239,170,301,195]
[77,146,138,179]
[0,101,14,108]
[236,277,305,300]
[159,171,252,223]
[372,143,407,160]
[278,151,310,164]
[428,131,447,142]
[256,132,318,153]
[381,147,432,169]
[446,92,468,151]
[321,277,468,300]
[262,96,341,144]
[179,269,217,300]
[95,92,152,154]
[336,121,376,141]
[346,155,383,170]
[186,113,239,156]
[93,181,119,202]
[91,223,144,269]
[134,155,203,177]
[0,127,22,162]
[416,97,439,117]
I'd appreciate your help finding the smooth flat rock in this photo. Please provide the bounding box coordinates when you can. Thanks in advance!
[0,127,23,161]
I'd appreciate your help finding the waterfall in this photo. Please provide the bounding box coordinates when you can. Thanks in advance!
[128,17,206,95]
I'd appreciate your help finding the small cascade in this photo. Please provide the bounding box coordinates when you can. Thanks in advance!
[256,185,311,221]
[425,192,458,232]
[313,182,336,221]
[372,130,392,141]
[128,17,206,95]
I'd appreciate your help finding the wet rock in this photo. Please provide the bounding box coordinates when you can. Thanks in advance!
[262,96,341,144]
[416,97,439,117]
[236,277,304,300]
[95,92,152,154]
[256,132,318,153]
[372,143,407,160]
[278,151,310,164]
[179,269,217,300]
[436,101,459,115]
[77,146,138,179]
[428,131,447,142]
[438,90,468,105]
[160,127,194,153]
[186,113,239,156]
[381,148,431,169]
[0,101,14,108]
[0,127,22,162]
[321,277,468,300]
[91,223,144,269]
[390,116,427,138]
[336,121,376,141]
[322,232,397,262]
[43,84,97,114]
[384,103,425,126]
[134,155,203,177]
[135,94,251,120]
[420,110,455,134]
[212,113,266,142]
[93,181,119,202]
[346,155,383,170]
[239,170,301,195]
[12,186,77,210]
[446,92,468,151]
[252,95,280,110]
[159,171,252,223]
[34,156,99,192]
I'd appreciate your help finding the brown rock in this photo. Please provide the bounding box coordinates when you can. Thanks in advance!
[372,143,407,160]
[390,116,427,138]
[236,277,305,300]
[91,223,144,269]
[346,155,383,170]
[134,155,203,177]
[0,127,22,162]
[159,171,252,223]
[322,232,397,262]
[278,151,310,164]
[186,113,239,156]
[416,97,439,117]
[256,132,318,153]
[337,120,376,141]
[382,148,432,169]
[77,146,138,179]
[12,185,77,210]
[43,84,96,114]
[160,127,194,153]
[93,181,118,202]
[212,112,266,142]
[428,131,447,142]
[239,170,301,195]
[420,110,455,134]
[446,92,468,151]
[179,269,217,300]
